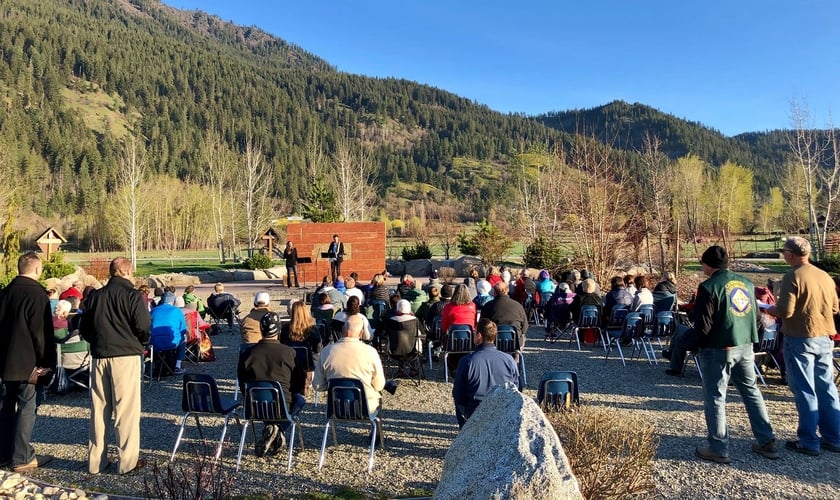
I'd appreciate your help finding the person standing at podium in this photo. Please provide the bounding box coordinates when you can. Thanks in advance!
[327,234,345,284]
[282,241,299,288]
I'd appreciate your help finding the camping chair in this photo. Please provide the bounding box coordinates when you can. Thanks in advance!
[536,370,579,412]
[572,304,601,351]
[318,377,384,473]
[427,316,442,370]
[366,300,388,331]
[384,317,425,386]
[144,344,177,383]
[170,374,242,463]
[183,310,203,364]
[206,300,241,334]
[495,324,526,387]
[604,312,644,366]
[524,293,540,326]
[53,328,91,393]
[236,381,305,472]
[754,322,782,386]
[442,324,475,383]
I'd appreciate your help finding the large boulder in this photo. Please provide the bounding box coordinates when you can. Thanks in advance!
[435,383,583,500]
[147,273,200,288]
[452,256,481,277]
[385,259,406,277]
[404,259,432,277]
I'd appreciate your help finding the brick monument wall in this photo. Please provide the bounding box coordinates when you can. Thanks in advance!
[285,222,386,286]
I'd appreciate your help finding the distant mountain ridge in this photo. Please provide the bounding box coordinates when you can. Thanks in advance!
[0,0,800,243]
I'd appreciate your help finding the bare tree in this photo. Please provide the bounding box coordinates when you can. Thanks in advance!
[202,132,235,262]
[514,146,565,240]
[239,136,274,255]
[113,133,148,272]
[428,200,461,260]
[563,134,632,282]
[788,99,834,258]
[637,133,673,273]
[330,137,376,221]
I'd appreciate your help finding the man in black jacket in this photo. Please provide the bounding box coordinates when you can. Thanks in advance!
[481,281,529,351]
[238,311,303,456]
[80,257,150,475]
[0,252,56,472]
[327,234,345,283]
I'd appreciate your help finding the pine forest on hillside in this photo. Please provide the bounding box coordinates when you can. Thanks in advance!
[0,0,838,278]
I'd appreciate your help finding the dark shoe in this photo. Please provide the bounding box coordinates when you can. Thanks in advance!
[122,458,146,475]
[13,455,53,472]
[662,349,672,360]
[695,446,731,464]
[269,431,287,455]
[785,440,820,456]
[820,441,840,453]
[383,380,399,395]
[172,367,186,375]
[752,439,780,459]
[665,369,682,377]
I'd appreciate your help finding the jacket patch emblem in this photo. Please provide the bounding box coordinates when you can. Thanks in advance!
[726,281,752,317]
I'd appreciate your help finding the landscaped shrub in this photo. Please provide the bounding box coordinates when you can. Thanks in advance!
[457,219,512,265]
[814,253,840,274]
[145,445,232,499]
[41,252,76,280]
[524,236,566,270]
[244,253,273,270]
[402,241,433,260]
[548,405,658,499]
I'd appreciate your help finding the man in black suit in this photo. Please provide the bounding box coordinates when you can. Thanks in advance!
[327,234,345,283]
[237,312,304,456]
[0,252,56,472]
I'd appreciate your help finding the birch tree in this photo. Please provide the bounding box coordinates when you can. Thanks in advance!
[330,138,376,221]
[202,132,235,262]
[637,133,673,273]
[239,136,273,254]
[113,133,147,272]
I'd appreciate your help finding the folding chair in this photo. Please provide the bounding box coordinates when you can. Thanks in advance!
[206,300,242,334]
[442,324,475,383]
[427,317,442,370]
[643,311,676,365]
[144,344,177,381]
[754,322,782,386]
[631,305,657,363]
[572,305,601,352]
[318,377,383,473]
[524,293,540,326]
[536,370,579,412]
[171,374,242,463]
[495,324,526,387]
[367,300,388,331]
[601,306,629,352]
[604,312,644,366]
[183,310,202,365]
[54,329,91,393]
[384,317,425,386]
[236,381,305,472]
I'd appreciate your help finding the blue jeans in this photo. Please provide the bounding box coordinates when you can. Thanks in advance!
[0,381,37,466]
[286,266,299,287]
[697,344,775,455]
[783,335,840,450]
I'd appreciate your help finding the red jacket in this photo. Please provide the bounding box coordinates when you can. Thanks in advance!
[441,302,477,334]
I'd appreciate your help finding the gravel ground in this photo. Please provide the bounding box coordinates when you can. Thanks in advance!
[11,309,840,499]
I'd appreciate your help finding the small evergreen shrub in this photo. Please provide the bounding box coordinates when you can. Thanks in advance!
[548,405,658,499]
[523,237,565,270]
[42,252,77,280]
[814,253,840,274]
[244,253,273,270]
[402,241,433,260]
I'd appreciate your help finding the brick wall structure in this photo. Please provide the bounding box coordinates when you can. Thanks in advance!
[284,222,386,286]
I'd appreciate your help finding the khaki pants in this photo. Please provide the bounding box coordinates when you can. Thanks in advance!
[89,356,141,474]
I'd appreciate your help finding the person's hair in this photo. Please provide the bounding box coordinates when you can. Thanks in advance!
[350,272,359,281]
[66,296,80,310]
[333,234,339,239]
[610,276,624,289]
[372,274,385,286]
[783,236,811,257]
[477,318,497,343]
[470,267,479,280]
[138,284,150,295]
[83,285,95,298]
[46,288,57,297]
[493,281,508,297]
[165,285,176,294]
[429,286,440,299]
[54,299,72,316]
[214,282,224,292]
[402,273,413,284]
[17,252,41,275]
[488,266,500,277]
[109,257,132,277]
[343,314,364,337]
[623,274,634,286]
[634,275,648,289]
[345,295,361,315]
[153,287,164,297]
[451,284,471,305]
[289,301,315,342]
[582,278,597,294]
[319,292,332,305]
[286,240,293,246]
[476,279,491,295]
[390,293,401,309]
[185,284,195,294]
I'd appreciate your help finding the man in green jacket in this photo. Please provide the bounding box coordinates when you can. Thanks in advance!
[693,246,778,463]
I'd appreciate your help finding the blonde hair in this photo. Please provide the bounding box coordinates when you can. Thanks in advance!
[289,301,315,342]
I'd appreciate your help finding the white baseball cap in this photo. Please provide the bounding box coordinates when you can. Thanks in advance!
[254,292,271,306]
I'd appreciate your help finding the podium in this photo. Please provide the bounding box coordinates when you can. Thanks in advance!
[297,257,312,288]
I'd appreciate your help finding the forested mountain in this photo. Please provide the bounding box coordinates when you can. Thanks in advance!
[0,0,800,249]
[536,101,793,191]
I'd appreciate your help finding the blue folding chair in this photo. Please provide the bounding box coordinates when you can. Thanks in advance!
[573,304,601,351]
[536,370,579,411]
[318,377,383,473]
[605,312,644,366]
[495,324,526,387]
[170,374,242,463]
[235,381,304,472]
[442,324,475,383]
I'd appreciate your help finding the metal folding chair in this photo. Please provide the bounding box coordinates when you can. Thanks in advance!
[318,377,383,473]
[495,324,526,387]
[235,381,305,472]
[171,374,242,463]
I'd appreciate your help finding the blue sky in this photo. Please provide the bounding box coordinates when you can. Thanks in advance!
[162,0,839,136]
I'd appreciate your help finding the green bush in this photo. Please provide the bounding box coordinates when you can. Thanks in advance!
[42,252,76,280]
[457,219,512,265]
[548,406,658,499]
[523,237,565,270]
[244,253,273,270]
[402,241,433,260]
[814,253,840,274]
